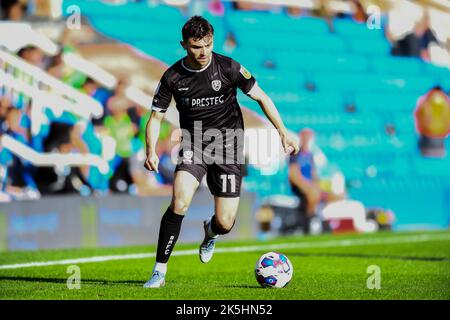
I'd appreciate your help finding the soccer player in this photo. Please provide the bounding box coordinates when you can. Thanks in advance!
[143,16,299,288]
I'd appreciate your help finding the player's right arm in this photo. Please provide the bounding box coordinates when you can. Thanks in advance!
[144,72,173,173]
[144,111,164,173]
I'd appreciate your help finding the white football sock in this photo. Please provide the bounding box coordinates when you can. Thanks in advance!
[153,262,167,274]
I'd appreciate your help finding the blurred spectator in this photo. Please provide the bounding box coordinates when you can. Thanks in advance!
[35,121,92,195]
[4,107,27,139]
[414,86,450,158]
[1,0,26,20]
[0,96,12,128]
[349,0,367,23]
[233,1,281,12]
[208,0,224,16]
[81,77,112,125]
[46,50,65,79]
[331,0,367,29]
[389,12,438,61]
[310,0,335,33]
[288,128,344,233]
[81,77,99,97]
[414,13,439,62]
[17,46,45,68]
[0,135,13,202]
[286,5,304,18]
[103,95,137,193]
[223,31,237,54]
[46,47,86,88]
[2,107,39,198]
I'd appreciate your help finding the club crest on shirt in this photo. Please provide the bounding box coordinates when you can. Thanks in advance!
[211,79,221,91]
[239,65,252,80]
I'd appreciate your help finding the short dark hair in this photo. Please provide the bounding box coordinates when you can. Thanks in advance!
[182,16,214,42]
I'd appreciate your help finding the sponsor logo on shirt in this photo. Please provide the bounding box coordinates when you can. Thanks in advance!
[191,95,225,107]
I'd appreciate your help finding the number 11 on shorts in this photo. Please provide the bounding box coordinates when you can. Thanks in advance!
[220,174,236,193]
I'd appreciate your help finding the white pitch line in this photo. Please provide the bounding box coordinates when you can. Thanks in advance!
[0,233,449,270]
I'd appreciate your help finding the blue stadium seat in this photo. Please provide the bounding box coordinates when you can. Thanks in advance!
[315,73,438,94]
[347,38,391,56]
[288,16,331,34]
[312,72,370,93]
[226,11,330,35]
[333,17,385,40]
[225,11,273,34]
[231,47,270,70]
[237,33,346,53]
[369,56,425,76]
[413,157,450,177]
[275,53,368,73]
[353,93,419,112]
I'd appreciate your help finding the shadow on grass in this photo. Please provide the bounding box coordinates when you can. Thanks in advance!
[221,284,262,289]
[0,276,143,286]
[288,252,449,262]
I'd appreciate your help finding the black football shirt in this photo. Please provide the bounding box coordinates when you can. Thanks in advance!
[151,52,257,139]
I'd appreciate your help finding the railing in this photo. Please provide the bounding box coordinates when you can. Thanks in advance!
[0,48,103,119]
[1,134,110,174]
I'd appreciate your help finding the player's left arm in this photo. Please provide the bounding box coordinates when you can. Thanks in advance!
[247,84,299,155]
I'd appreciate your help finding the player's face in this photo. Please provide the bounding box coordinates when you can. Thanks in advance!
[182,35,214,68]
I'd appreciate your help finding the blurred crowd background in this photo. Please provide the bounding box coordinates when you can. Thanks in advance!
[0,0,449,235]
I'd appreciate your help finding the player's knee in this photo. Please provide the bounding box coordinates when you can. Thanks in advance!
[171,198,191,215]
[215,215,235,234]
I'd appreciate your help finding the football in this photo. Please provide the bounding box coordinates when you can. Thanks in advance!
[255,252,293,288]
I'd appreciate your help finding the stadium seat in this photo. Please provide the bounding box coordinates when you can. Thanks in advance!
[332,17,385,40]
[226,11,330,35]
[237,33,346,53]
[353,92,419,112]
[288,16,331,34]
[413,157,450,177]
[347,37,391,56]
[369,56,425,76]
[275,53,368,73]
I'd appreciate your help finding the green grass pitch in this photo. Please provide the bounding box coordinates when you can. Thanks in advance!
[0,230,449,300]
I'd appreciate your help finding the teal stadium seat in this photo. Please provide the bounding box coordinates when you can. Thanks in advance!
[236,33,346,53]
[354,93,419,112]
[333,18,385,40]
[369,56,425,76]
[347,37,391,56]
[226,12,330,35]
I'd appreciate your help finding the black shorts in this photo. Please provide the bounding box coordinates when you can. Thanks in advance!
[175,162,244,198]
